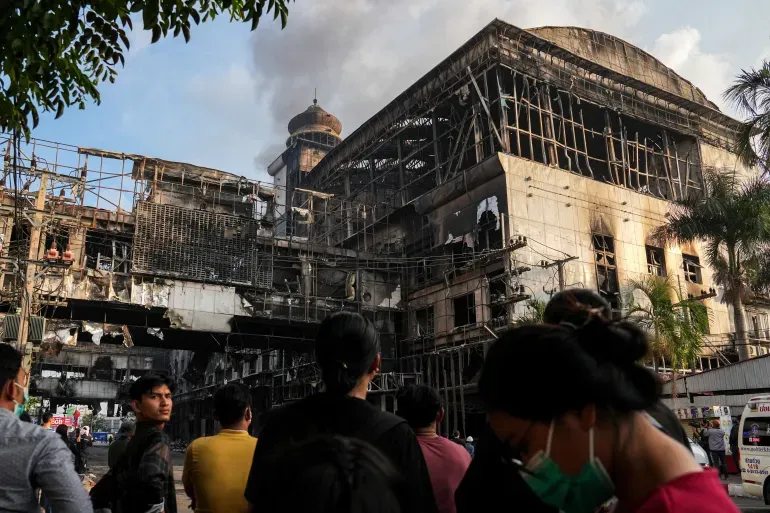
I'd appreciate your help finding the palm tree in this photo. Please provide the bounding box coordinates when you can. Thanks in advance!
[653,170,770,360]
[513,298,547,325]
[724,62,770,175]
[624,275,708,403]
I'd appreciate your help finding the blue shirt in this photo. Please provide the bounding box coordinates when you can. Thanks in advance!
[0,408,93,513]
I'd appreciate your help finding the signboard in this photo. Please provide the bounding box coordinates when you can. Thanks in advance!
[92,432,108,444]
[674,405,730,420]
[51,415,73,426]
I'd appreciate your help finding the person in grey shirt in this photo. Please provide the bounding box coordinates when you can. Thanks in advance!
[702,419,728,480]
[0,343,93,513]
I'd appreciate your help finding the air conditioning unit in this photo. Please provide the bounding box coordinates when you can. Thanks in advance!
[749,346,758,358]
[2,315,46,342]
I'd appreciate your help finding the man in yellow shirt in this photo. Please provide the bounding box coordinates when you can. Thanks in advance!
[183,382,257,513]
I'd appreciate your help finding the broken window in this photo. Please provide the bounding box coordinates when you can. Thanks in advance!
[477,197,503,251]
[646,246,666,277]
[453,293,476,328]
[593,234,619,311]
[488,270,509,325]
[415,258,433,287]
[682,254,702,284]
[85,229,132,273]
[415,306,434,337]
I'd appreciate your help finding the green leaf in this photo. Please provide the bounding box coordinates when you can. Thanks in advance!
[190,9,200,25]
[119,30,130,49]
[151,25,161,43]
[55,101,64,119]
[183,24,191,42]
[31,107,39,128]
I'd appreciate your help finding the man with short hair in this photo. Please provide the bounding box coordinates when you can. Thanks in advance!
[114,374,177,513]
[0,343,92,513]
[183,382,257,513]
[108,420,135,470]
[397,385,470,513]
[41,411,54,429]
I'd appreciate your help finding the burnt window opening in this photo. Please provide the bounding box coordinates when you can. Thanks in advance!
[477,209,503,251]
[646,246,666,277]
[415,306,434,337]
[488,270,509,325]
[449,240,474,274]
[85,229,132,273]
[501,70,703,202]
[415,258,433,287]
[593,234,620,314]
[682,254,702,284]
[453,293,477,328]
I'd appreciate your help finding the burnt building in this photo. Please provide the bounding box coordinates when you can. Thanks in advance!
[3,20,769,438]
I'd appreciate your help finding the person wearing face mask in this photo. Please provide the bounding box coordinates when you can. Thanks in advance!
[0,343,93,513]
[477,311,739,513]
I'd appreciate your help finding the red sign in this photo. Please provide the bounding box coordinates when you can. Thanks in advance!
[51,415,73,426]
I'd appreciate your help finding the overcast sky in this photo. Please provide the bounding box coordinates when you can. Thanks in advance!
[31,0,770,182]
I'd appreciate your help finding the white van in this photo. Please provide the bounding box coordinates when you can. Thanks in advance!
[740,395,770,502]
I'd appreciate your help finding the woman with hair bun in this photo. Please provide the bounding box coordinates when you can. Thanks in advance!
[478,314,739,513]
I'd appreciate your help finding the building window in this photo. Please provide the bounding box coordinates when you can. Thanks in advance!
[593,234,619,301]
[682,254,702,284]
[415,259,432,287]
[453,293,477,328]
[646,246,666,277]
[415,306,434,337]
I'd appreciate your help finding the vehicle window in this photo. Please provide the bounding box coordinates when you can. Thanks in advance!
[743,417,770,446]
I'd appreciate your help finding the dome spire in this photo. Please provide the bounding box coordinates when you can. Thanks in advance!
[313,88,317,106]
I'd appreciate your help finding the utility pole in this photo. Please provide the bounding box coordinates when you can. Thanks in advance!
[541,255,578,291]
[17,171,48,363]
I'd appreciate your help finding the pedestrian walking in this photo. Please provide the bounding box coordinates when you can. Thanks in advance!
[244,312,437,513]
[730,418,740,473]
[41,411,54,429]
[108,420,135,470]
[92,373,176,513]
[703,420,729,479]
[0,343,93,513]
[182,382,257,513]
[258,435,403,513]
[464,436,475,458]
[449,429,464,447]
[478,312,740,512]
[396,384,470,513]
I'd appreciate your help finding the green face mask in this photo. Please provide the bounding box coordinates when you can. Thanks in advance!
[520,420,615,513]
[13,381,29,417]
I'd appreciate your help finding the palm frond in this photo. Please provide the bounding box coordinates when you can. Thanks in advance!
[724,62,770,117]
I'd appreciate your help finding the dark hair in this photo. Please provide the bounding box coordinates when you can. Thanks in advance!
[543,289,611,326]
[260,435,402,513]
[42,411,53,424]
[129,373,176,401]
[55,424,69,441]
[395,385,442,429]
[19,411,32,423]
[0,343,22,390]
[315,312,379,394]
[479,316,658,422]
[214,382,251,426]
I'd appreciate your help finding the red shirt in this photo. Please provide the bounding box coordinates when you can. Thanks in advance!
[417,435,471,513]
[635,470,740,513]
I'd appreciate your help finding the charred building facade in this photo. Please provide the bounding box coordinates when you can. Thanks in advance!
[3,20,768,437]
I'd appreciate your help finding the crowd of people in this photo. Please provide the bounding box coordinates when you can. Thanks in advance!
[0,289,744,513]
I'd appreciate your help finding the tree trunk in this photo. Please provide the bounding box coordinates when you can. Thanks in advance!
[733,294,750,361]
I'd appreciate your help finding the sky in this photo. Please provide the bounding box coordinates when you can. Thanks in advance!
[30,0,770,184]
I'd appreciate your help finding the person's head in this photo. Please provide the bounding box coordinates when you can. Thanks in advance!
[395,385,443,433]
[452,429,461,439]
[315,312,380,396]
[712,419,720,429]
[479,313,658,511]
[0,343,27,412]
[260,435,402,513]
[466,436,474,444]
[55,424,69,441]
[129,373,175,424]
[117,420,135,440]
[543,289,610,326]
[213,382,252,430]
[41,411,53,426]
[19,411,32,423]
